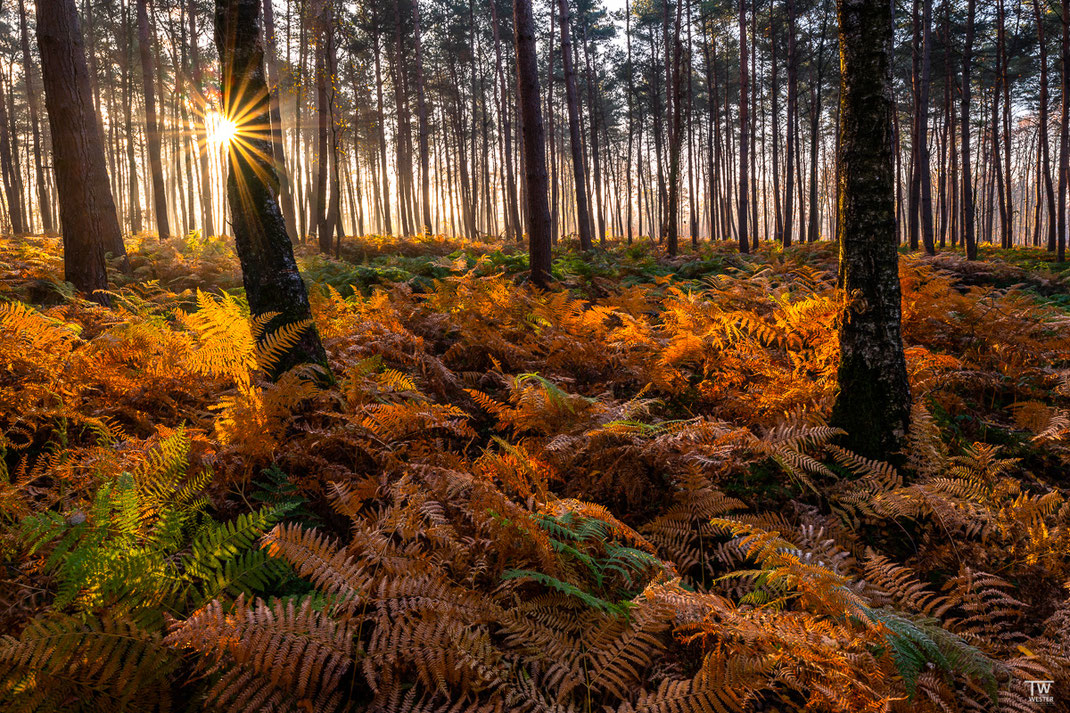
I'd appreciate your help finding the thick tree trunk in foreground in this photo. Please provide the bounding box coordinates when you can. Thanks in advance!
[37,0,125,303]
[137,0,171,239]
[514,0,552,288]
[830,0,911,460]
[215,0,329,380]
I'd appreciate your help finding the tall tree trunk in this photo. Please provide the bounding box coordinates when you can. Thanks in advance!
[917,0,935,253]
[37,0,125,302]
[737,0,750,254]
[961,0,977,260]
[215,0,329,380]
[137,0,170,238]
[18,0,53,234]
[513,0,552,287]
[997,0,1011,248]
[0,74,25,235]
[1034,0,1057,252]
[770,6,782,244]
[807,2,830,243]
[830,0,911,459]
[413,0,432,235]
[626,0,634,244]
[784,0,797,248]
[665,0,684,256]
[189,0,214,238]
[556,0,593,251]
[1060,0,1070,262]
[373,42,393,236]
[491,0,522,242]
[583,24,606,245]
[262,0,298,242]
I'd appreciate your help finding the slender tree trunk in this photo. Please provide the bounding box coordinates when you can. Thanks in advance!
[784,0,797,248]
[413,0,432,235]
[189,1,213,238]
[737,0,750,253]
[831,0,911,460]
[262,0,298,242]
[0,74,24,235]
[665,0,684,256]
[374,42,393,236]
[626,0,634,244]
[1034,0,1057,252]
[137,0,170,238]
[918,0,935,253]
[1060,0,1070,262]
[961,0,977,260]
[18,0,53,234]
[491,0,522,242]
[556,0,593,251]
[513,0,551,287]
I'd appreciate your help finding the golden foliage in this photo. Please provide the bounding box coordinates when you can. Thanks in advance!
[2,235,1070,712]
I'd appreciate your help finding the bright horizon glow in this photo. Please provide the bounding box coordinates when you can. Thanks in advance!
[206,112,238,147]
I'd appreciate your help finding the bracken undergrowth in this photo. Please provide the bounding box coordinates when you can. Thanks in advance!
[1,233,1068,712]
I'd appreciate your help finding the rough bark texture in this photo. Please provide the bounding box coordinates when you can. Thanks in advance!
[37,0,125,303]
[215,0,329,380]
[830,0,911,461]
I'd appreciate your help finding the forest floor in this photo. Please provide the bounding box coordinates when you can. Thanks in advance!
[2,233,1070,712]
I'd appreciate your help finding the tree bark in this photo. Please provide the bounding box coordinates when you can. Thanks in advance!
[1060,0,1070,262]
[137,0,170,238]
[18,0,53,235]
[262,0,298,242]
[215,0,329,380]
[556,0,593,251]
[412,0,432,235]
[665,0,684,256]
[737,0,749,254]
[961,0,977,260]
[830,0,911,460]
[37,0,125,303]
[0,74,25,236]
[1033,0,1057,253]
[513,0,552,287]
[784,0,797,248]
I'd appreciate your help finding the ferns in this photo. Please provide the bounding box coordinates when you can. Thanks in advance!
[3,236,1070,712]
[165,595,356,713]
[0,614,177,713]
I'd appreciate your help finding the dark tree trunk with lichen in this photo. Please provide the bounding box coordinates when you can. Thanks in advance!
[215,0,329,381]
[829,0,911,461]
[37,0,125,304]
